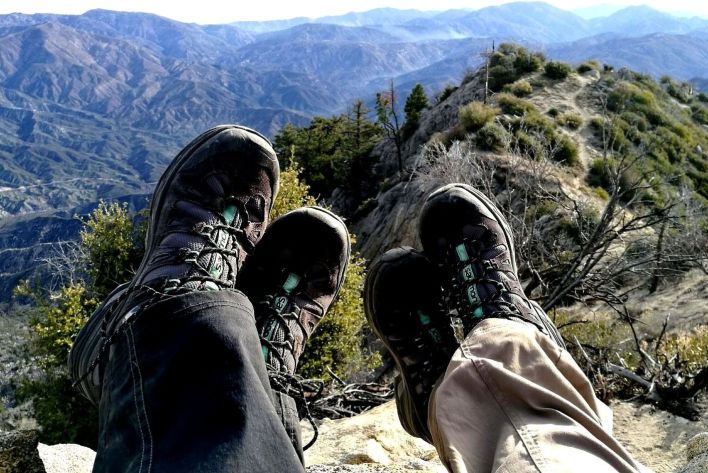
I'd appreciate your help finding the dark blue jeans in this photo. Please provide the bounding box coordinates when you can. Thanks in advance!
[87,290,304,472]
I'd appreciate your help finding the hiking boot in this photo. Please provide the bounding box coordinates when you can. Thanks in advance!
[364,247,456,442]
[70,124,280,404]
[237,206,350,377]
[133,124,279,294]
[419,183,564,347]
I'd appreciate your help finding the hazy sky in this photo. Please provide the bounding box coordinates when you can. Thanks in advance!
[0,0,706,24]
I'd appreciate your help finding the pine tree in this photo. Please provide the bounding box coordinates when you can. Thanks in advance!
[404,83,428,127]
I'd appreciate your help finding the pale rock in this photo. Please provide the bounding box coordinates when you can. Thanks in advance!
[686,433,708,461]
[675,432,708,473]
[303,401,446,473]
[583,69,601,79]
[38,443,95,473]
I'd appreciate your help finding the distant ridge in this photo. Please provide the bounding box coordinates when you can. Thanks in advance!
[1,3,707,300]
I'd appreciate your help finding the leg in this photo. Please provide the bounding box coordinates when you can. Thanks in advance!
[428,318,641,473]
[69,125,305,472]
[95,290,303,472]
[366,183,648,473]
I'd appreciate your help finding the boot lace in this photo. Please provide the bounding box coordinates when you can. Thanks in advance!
[258,274,324,449]
[161,199,254,294]
[72,200,254,389]
[441,238,522,342]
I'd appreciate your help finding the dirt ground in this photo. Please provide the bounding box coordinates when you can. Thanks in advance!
[612,400,707,473]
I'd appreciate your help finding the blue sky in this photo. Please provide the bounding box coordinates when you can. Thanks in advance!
[0,1,706,23]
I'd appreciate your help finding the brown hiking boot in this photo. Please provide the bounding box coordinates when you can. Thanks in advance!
[365,183,564,442]
[364,247,455,442]
[237,206,350,377]
[419,183,564,346]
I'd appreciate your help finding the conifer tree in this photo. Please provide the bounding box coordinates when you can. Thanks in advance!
[404,83,428,127]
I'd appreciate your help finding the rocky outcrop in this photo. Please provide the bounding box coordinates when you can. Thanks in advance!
[0,430,45,473]
[351,178,435,261]
[1,402,706,473]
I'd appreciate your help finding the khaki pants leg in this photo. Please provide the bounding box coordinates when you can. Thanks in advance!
[428,318,648,473]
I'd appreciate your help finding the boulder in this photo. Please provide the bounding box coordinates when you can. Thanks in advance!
[676,432,708,473]
[38,443,95,473]
[303,401,445,472]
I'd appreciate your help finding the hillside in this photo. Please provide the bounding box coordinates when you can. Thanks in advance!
[0,43,706,469]
[342,48,708,336]
[1,4,708,303]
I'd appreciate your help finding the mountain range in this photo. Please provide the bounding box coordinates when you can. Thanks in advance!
[1,2,708,300]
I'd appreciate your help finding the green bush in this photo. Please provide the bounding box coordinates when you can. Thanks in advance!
[79,201,143,297]
[544,61,572,80]
[608,82,656,110]
[505,79,533,97]
[517,110,555,136]
[536,199,560,217]
[654,126,692,164]
[620,111,649,132]
[556,112,583,129]
[459,101,498,132]
[606,81,669,127]
[551,135,579,166]
[663,78,692,104]
[590,117,632,152]
[15,283,97,368]
[593,187,610,200]
[586,157,640,200]
[487,43,545,91]
[692,104,708,126]
[577,60,600,73]
[476,122,509,151]
[497,93,536,116]
[513,130,544,160]
[437,84,457,103]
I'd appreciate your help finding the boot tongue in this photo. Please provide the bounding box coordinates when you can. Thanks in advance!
[222,201,243,227]
[454,242,509,319]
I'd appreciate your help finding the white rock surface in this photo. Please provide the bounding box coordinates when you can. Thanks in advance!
[38,443,95,473]
[303,401,446,472]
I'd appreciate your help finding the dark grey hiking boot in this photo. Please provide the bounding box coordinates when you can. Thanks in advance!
[419,183,565,347]
[237,206,350,377]
[133,125,279,295]
[364,247,456,442]
[69,124,279,404]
